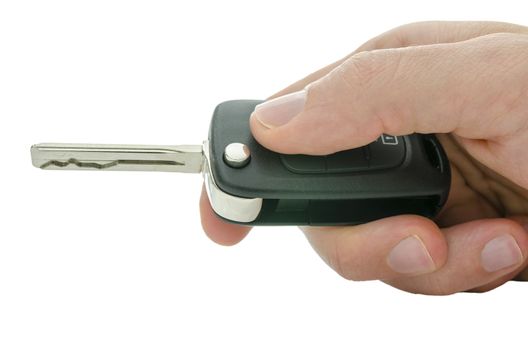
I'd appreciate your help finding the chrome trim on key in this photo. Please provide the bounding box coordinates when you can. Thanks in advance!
[202,140,262,223]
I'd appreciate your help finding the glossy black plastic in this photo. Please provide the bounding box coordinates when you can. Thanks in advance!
[208,100,451,225]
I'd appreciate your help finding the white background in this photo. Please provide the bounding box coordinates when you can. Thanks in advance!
[1,1,527,349]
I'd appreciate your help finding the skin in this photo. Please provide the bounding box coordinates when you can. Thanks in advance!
[199,21,528,294]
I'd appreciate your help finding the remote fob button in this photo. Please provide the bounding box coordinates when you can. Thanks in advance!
[368,135,405,170]
[281,148,369,174]
[325,148,369,173]
[280,154,326,174]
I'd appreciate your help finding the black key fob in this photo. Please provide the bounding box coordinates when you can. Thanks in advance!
[203,100,450,225]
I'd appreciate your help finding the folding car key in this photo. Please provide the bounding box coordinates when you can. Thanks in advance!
[31,100,451,225]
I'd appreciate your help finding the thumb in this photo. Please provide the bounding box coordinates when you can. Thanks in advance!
[250,33,526,155]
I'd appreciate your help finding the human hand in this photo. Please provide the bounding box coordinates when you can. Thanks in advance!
[200,21,528,294]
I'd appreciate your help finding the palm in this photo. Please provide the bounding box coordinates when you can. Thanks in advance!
[434,134,528,280]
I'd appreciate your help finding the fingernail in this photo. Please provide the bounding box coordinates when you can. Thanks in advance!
[387,235,436,274]
[252,90,307,128]
[481,234,523,272]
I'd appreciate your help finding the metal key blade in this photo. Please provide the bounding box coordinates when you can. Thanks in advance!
[30,143,204,173]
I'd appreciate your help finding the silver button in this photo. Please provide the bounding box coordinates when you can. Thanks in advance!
[223,143,251,168]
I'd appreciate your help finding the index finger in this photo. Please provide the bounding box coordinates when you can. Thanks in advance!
[270,21,528,98]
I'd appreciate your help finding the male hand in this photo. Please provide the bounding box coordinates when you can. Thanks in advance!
[200,21,528,294]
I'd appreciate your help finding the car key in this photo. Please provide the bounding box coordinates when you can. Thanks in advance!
[31,99,451,226]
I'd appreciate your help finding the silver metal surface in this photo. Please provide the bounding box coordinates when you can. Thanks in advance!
[223,142,251,168]
[31,143,203,173]
[30,141,263,223]
[203,141,262,222]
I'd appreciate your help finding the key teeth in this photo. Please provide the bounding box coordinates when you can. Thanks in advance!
[40,159,120,170]
[38,158,186,170]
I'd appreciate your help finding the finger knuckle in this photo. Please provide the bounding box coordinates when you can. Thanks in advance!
[340,51,387,90]
[340,50,407,134]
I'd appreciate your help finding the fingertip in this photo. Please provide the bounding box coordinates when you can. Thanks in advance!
[248,111,269,142]
[199,185,251,246]
[389,218,528,295]
[300,215,447,281]
[249,109,332,155]
[249,89,331,155]
[469,218,528,270]
[464,218,528,289]
[481,218,528,273]
[378,215,447,275]
[394,215,449,271]
[248,113,297,155]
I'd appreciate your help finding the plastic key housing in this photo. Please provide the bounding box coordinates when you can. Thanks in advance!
[208,100,451,225]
